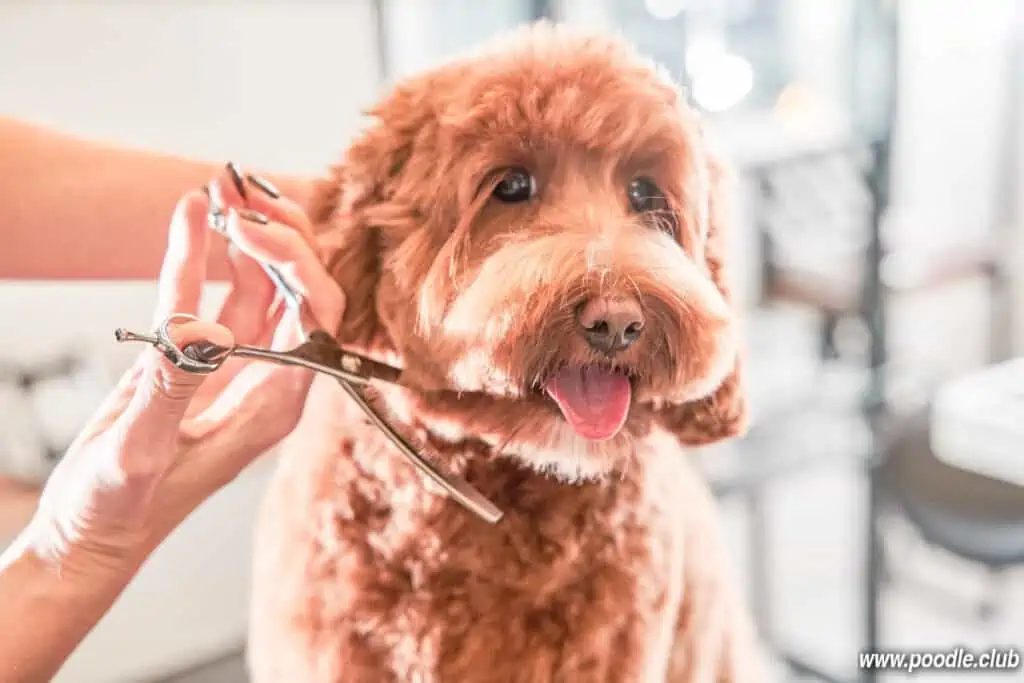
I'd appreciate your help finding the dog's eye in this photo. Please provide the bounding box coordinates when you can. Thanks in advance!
[493,168,536,203]
[628,177,677,237]
[627,177,669,213]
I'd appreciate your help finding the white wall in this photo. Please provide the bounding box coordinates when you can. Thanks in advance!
[0,2,382,681]
[893,0,1017,240]
[0,1,381,174]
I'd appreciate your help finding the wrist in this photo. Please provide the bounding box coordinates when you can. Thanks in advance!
[0,529,137,682]
[1,535,127,605]
[7,515,145,592]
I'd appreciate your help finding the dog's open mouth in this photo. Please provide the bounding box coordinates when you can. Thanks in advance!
[543,365,633,442]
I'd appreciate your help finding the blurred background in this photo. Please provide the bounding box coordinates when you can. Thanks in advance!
[1,0,1023,681]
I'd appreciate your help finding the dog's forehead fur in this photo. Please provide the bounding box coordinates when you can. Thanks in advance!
[390,25,708,202]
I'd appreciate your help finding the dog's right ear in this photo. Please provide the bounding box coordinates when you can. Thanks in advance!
[652,144,749,448]
[308,85,439,353]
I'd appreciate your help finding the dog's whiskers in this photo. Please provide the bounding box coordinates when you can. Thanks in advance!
[493,421,528,456]
[648,209,681,239]
[557,281,588,315]
[623,274,643,303]
[597,268,611,299]
[619,445,640,481]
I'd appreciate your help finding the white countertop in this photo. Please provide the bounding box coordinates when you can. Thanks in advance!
[931,359,1024,487]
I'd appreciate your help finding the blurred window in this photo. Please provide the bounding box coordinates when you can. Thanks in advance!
[556,0,857,124]
[378,0,861,129]
[596,0,788,114]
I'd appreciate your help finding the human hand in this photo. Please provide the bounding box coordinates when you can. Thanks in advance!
[16,166,344,580]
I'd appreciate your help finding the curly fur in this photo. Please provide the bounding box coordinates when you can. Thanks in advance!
[248,22,765,682]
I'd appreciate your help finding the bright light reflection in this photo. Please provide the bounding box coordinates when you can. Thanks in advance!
[644,0,687,21]
[686,44,755,112]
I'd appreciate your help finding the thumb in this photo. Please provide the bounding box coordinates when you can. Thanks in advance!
[119,319,235,443]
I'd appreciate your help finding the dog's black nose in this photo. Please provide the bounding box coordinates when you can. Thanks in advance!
[576,296,645,355]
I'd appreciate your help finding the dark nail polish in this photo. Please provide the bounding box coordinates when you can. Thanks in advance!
[226,161,248,200]
[201,184,210,198]
[246,173,281,199]
[238,208,269,225]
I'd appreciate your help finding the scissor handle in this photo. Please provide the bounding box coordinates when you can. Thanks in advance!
[114,313,232,374]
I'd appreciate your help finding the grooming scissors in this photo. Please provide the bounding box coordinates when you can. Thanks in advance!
[113,174,503,524]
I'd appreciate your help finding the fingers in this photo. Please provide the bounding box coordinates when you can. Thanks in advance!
[118,319,234,451]
[217,243,277,345]
[187,244,278,404]
[207,162,345,332]
[180,339,309,452]
[161,164,343,464]
[176,360,312,497]
[208,163,315,245]
[152,191,211,328]
[187,289,284,413]
[226,210,345,333]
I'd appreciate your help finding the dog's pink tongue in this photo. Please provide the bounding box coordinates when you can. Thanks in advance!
[544,366,632,441]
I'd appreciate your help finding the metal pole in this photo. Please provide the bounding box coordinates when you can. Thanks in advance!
[860,0,900,680]
[530,0,556,21]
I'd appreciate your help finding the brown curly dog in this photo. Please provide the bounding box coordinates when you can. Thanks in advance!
[248,22,767,683]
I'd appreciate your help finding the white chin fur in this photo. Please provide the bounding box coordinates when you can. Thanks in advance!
[424,416,630,483]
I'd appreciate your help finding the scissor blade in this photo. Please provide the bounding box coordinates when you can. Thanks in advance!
[235,335,504,522]
[335,380,504,524]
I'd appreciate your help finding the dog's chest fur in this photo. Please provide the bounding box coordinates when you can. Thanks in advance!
[249,377,704,683]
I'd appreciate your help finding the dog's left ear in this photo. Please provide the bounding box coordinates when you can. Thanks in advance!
[307,157,385,352]
[654,148,749,447]
[306,81,443,356]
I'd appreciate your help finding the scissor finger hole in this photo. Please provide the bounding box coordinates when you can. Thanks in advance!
[154,314,223,374]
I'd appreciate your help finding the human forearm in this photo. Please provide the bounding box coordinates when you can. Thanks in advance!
[0,116,314,280]
[0,534,136,683]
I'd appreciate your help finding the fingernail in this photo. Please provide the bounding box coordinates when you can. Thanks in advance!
[238,208,269,225]
[246,173,281,199]
[226,161,248,200]
[201,184,210,199]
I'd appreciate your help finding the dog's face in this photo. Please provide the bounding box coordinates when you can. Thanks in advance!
[312,24,747,479]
